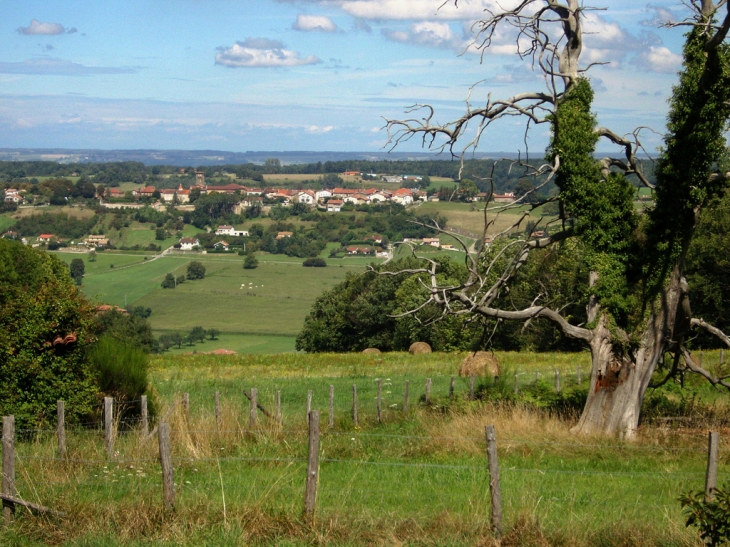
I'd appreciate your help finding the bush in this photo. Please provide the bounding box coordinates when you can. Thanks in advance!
[0,240,98,429]
[243,253,259,269]
[303,257,327,267]
[187,260,206,280]
[90,336,152,422]
[161,273,176,288]
[680,484,730,546]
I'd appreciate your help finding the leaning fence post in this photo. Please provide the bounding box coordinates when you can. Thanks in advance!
[57,401,66,457]
[158,422,175,511]
[250,388,258,427]
[449,376,455,399]
[555,370,561,394]
[705,431,719,501]
[352,385,358,426]
[2,415,15,525]
[377,378,382,423]
[214,392,221,431]
[469,376,475,401]
[140,395,149,436]
[329,385,334,429]
[425,378,432,405]
[303,410,320,518]
[403,380,409,414]
[275,390,282,424]
[104,397,114,459]
[182,392,190,421]
[484,424,502,538]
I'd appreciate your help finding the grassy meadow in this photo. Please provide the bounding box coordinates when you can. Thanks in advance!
[2,351,728,547]
[53,249,383,353]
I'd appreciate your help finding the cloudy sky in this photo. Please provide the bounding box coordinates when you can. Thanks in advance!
[1,0,690,154]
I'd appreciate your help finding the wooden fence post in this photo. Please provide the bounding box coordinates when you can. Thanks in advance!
[449,376,455,399]
[2,416,15,525]
[705,431,719,501]
[576,367,581,385]
[404,380,409,414]
[535,371,539,383]
[484,424,502,538]
[469,376,475,401]
[104,397,114,459]
[307,390,313,420]
[425,378,432,405]
[57,401,66,457]
[276,390,282,424]
[214,392,221,431]
[555,370,561,394]
[377,379,382,423]
[250,388,258,427]
[141,395,149,436]
[182,392,190,420]
[158,422,175,511]
[721,349,725,365]
[513,373,519,395]
[352,385,358,426]
[329,385,334,429]
[303,410,320,517]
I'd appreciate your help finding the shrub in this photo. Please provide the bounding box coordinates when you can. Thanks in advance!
[0,240,98,429]
[187,260,206,280]
[680,484,730,546]
[303,257,327,267]
[90,336,153,421]
[161,273,176,288]
[243,253,259,269]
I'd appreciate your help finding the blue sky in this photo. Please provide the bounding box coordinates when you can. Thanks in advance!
[0,1,690,155]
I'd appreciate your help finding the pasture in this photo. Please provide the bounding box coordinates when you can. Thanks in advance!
[54,250,383,352]
[1,351,727,547]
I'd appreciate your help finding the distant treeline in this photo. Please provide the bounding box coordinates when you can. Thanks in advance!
[0,157,657,193]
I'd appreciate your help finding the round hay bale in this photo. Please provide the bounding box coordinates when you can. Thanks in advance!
[409,342,432,355]
[459,351,500,377]
[362,348,381,354]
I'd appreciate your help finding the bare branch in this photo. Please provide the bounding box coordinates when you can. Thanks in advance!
[596,126,656,189]
[681,345,730,390]
[691,317,730,347]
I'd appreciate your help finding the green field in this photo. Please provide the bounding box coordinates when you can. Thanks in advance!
[54,250,383,351]
[1,351,726,547]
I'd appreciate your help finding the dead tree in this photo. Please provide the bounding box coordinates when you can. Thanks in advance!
[383,0,730,438]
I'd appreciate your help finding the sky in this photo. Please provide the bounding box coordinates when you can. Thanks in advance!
[0,0,692,155]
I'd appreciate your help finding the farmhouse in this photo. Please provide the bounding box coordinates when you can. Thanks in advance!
[138,186,156,198]
[84,235,109,248]
[213,241,230,251]
[276,232,293,240]
[422,238,440,247]
[179,237,200,250]
[492,192,516,203]
[326,199,343,212]
[216,225,249,237]
[38,234,55,243]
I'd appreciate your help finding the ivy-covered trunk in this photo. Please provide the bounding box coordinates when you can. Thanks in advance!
[573,268,686,438]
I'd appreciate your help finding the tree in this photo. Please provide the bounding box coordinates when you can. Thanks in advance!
[88,249,97,262]
[382,0,730,438]
[0,240,98,429]
[207,328,220,340]
[243,253,259,269]
[189,325,206,344]
[69,258,85,285]
[186,260,206,280]
[161,273,176,288]
[155,228,166,241]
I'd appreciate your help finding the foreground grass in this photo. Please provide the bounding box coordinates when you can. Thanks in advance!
[2,351,728,546]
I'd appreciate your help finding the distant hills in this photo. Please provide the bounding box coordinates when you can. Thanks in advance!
[0,148,519,167]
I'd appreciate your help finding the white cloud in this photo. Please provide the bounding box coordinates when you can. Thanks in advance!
[17,20,66,36]
[305,125,334,133]
[634,46,682,73]
[215,38,321,68]
[339,0,508,21]
[293,14,338,32]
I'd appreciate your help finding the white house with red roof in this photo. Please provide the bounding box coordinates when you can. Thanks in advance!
[179,237,200,250]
